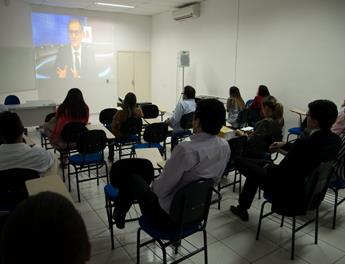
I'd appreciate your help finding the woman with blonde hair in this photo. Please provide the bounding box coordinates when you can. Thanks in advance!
[226,86,245,128]
[237,95,284,158]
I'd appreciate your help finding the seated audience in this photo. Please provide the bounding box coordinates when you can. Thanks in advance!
[0,112,54,174]
[236,96,284,158]
[1,192,91,264]
[165,85,196,150]
[249,85,270,121]
[111,92,143,138]
[230,99,341,221]
[44,88,89,149]
[109,92,143,161]
[226,86,245,128]
[113,99,230,229]
[331,97,345,135]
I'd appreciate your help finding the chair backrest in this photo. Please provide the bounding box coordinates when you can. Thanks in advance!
[273,160,334,216]
[99,108,117,125]
[60,122,87,149]
[110,158,154,187]
[0,169,39,211]
[143,122,168,143]
[236,108,251,128]
[180,112,194,130]
[304,160,334,211]
[141,104,159,119]
[77,130,107,154]
[169,179,214,229]
[120,117,143,138]
[44,112,56,123]
[228,136,247,166]
[4,95,20,105]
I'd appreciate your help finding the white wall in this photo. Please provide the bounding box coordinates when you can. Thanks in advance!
[0,0,38,101]
[0,0,152,114]
[152,0,238,112]
[151,0,345,133]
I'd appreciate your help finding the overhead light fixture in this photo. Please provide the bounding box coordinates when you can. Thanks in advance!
[94,2,135,8]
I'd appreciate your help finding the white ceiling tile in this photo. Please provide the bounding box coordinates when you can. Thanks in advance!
[26,0,203,15]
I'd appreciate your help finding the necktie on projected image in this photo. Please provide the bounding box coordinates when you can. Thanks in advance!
[74,52,81,77]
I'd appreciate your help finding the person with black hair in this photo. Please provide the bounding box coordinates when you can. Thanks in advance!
[1,192,91,264]
[231,99,341,221]
[165,85,196,149]
[166,85,196,131]
[44,88,89,149]
[0,112,54,173]
[249,85,270,120]
[113,99,230,229]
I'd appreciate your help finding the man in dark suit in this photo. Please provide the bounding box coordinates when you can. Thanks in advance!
[231,99,341,221]
[55,19,96,79]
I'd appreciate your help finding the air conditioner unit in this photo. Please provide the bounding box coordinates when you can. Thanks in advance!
[172,3,200,21]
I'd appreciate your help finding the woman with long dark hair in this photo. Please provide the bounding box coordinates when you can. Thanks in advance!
[45,88,89,148]
[249,85,270,119]
[111,92,143,138]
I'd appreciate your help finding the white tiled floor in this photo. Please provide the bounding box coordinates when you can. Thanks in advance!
[27,123,345,264]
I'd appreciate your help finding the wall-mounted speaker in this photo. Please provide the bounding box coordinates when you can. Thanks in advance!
[179,51,190,67]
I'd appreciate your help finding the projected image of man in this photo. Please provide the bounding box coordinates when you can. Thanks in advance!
[55,19,95,79]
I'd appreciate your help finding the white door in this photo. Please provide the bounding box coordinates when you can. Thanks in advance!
[117,51,151,102]
[134,52,151,102]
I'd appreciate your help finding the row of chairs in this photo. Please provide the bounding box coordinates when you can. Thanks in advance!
[104,158,214,264]
[216,135,345,260]
[98,106,193,161]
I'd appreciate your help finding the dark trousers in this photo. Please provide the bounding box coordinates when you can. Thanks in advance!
[236,157,275,210]
[113,172,177,230]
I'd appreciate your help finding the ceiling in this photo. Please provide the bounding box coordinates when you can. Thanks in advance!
[23,0,203,15]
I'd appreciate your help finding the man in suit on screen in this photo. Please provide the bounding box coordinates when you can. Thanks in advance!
[55,18,96,79]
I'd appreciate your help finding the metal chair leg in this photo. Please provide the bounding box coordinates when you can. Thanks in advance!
[137,228,141,264]
[280,216,285,227]
[315,208,319,244]
[76,168,81,202]
[203,229,208,264]
[332,189,338,229]
[256,201,267,240]
[291,217,296,260]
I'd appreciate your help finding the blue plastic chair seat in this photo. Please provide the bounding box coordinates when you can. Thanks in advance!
[330,179,345,189]
[288,127,301,135]
[69,152,103,165]
[263,192,273,203]
[133,143,164,151]
[104,184,119,201]
[114,135,140,145]
[139,215,200,241]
